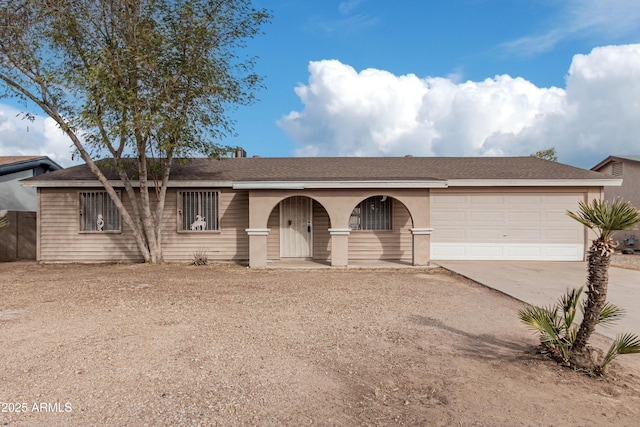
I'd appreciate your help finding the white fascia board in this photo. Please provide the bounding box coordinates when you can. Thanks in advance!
[233,180,448,190]
[446,179,623,187]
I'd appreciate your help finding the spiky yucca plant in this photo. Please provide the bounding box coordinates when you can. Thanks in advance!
[192,248,208,266]
[599,334,640,374]
[520,287,640,373]
[519,287,583,363]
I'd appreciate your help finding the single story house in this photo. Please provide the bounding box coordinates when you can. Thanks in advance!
[591,155,640,252]
[22,156,620,267]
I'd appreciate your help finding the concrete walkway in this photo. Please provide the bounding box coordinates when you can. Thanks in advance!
[437,261,640,340]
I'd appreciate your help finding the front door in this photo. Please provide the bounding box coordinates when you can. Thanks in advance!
[280,196,313,258]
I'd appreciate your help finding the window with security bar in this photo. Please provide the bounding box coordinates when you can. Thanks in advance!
[179,191,219,231]
[79,191,121,232]
[349,196,392,230]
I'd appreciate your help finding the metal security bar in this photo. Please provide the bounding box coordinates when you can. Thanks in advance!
[79,191,120,231]
[180,191,219,231]
[350,196,392,230]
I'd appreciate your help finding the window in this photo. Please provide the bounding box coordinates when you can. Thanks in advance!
[179,191,219,231]
[79,191,120,232]
[349,196,392,230]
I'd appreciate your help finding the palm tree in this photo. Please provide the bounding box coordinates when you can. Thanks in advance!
[566,198,640,367]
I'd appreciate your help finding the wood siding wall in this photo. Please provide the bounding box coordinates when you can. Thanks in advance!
[162,190,249,261]
[348,200,412,261]
[39,188,142,262]
[313,201,330,261]
[38,188,249,262]
[267,205,279,260]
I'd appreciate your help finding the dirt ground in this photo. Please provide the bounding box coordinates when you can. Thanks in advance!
[1,262,640,426]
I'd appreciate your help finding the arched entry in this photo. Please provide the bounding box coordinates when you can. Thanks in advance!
[347,195,414,263]
[280,196,313,257]
[264,195,331,261]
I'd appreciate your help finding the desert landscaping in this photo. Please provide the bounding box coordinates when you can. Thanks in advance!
[2,261,640,426]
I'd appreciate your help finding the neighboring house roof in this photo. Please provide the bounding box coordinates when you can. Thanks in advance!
[591,155,640,171]
[0,156,63,176]
[22,156,619,188]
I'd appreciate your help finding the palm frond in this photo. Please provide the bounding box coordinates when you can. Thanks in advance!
[599,333,640,372]
[598,302,626,327]
[558,287,582,331]
[519,305,562,346]
[567,198,640,242]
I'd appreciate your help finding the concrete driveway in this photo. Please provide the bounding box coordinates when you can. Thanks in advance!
[437,261,640,340]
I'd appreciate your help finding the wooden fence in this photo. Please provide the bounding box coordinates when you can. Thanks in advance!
[0,211,36,261]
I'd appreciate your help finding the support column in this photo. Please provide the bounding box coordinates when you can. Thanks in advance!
[411,228,433,266]
[328,228,351,267]
[246,228,270,268]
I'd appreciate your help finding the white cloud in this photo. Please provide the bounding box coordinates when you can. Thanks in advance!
[503,0,640,56]
[0,105,77,167]
[338,0,364,15]
[278,44,640,168]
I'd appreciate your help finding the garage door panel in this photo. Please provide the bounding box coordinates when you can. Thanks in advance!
[544,211,572,222]
[507,211,541,222]
[507,229,541,240]
[470,211,503,222]
[508,195,543,204]
[436,228,467,240]
[506,245,542,257]
[544,245,584,259]
[470,195,503,204]
[432,210,466,222]
[544,229,581,241]
[441,195,468,205]
[546,194,581,204]
[469,229,503,240]
[431,192,585,261]
[469,245,504,257]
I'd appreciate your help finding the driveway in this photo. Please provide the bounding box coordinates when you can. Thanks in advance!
[436,261,640,340]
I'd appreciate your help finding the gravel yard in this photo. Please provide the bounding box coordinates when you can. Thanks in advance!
[1,262,640,426]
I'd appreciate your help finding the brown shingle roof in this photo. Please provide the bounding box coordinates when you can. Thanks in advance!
[24,156,610,184]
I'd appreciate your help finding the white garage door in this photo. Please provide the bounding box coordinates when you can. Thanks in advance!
[431,192,585,261]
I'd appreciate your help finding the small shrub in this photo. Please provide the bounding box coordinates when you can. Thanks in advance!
[192,249,208,266]
[519,286,640,374]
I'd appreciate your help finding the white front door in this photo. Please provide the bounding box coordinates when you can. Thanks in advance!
[280,196,313,258]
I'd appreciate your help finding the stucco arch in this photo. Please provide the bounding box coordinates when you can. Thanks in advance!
[245,188,432,268]
[344,193,415,230]
[262,193,333,230]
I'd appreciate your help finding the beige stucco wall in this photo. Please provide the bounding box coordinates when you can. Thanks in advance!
[597,161,640,250]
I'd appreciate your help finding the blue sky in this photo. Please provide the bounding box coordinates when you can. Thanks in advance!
[2,0,640,168]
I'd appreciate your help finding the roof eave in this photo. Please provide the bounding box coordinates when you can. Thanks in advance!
[0,157,63,176]
[21,180,235,188]
[591,155,640,171]
[447,179,622,187]
[232,180,448,190]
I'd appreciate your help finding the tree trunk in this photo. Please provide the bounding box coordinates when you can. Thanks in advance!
[570,241,612,366]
